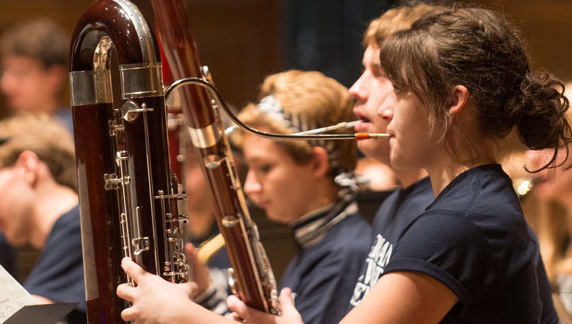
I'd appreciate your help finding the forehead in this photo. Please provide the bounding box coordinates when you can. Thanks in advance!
[363,46,381,66]
[242,134,288,161]
[2,55,43,70]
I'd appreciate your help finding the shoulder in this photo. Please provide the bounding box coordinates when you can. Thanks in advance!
[296,213,370,269]
[397,211,489,254]
[325,213,371,252]
[372,177,433,233]
[41,205,82,259]
[48,205,81,239]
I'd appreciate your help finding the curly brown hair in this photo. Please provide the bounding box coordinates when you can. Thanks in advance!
[380,6,571,170]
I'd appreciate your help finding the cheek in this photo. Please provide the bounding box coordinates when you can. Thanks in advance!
[389,133,428,169]
[186,168,206,191]
[266,170,312,217]
[365,86,389,113]
[548,171,572,196]
[17,77,47,99]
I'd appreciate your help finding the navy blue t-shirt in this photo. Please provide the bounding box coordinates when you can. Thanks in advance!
[281,202,371,324]
[384,164,558,323]
[24,205,86,324]
[189,221,231,270]
[349,177,433,307]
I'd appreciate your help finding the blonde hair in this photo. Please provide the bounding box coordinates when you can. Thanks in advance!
[362,3,436,49]
[0,113,76,192]
[234,70,356,178]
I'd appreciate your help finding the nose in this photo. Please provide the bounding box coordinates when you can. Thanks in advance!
[0,70,19,98]
[377,104,393,121]
[243,169,261,196]
[349,73,366,101]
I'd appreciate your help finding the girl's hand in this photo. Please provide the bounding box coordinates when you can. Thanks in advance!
[116,257,195,324]
[227,287,304,324]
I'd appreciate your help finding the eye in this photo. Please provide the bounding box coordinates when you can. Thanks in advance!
[372,66,386,78]
[254,164,272,174]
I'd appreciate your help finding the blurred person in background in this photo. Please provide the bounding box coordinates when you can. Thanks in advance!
[526,82,572,322]
[0,18,72,132]
[0,113,85,324]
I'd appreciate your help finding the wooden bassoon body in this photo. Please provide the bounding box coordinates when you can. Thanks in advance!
[70,0,187,322]
[70,0,279,322]
[151,0,280,315]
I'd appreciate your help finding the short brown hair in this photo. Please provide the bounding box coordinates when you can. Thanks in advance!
[0,113,76,191]
[234,70,356,178]
[0,18,69,68]
[362,3,436,49]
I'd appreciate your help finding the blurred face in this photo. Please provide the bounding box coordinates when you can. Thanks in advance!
[0,56,60,113]
[185,149,211,214]
[350,45,393,164]
[242,134,319,224]
[385,89,432,170]
[0,165,34,246]
[526,147,572,203]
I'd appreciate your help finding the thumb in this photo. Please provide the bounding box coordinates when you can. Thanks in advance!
[185,243,210,294]
[227,295,248,318]
[278,288,303,323]
[279,287,296,311]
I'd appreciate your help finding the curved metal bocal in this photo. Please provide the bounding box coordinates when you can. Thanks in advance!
[166,77,389,141]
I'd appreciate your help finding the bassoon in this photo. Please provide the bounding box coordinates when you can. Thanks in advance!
[151,0,280,314]
[70,0,280,322]
[70,1,388,322]
[70,0,188,322]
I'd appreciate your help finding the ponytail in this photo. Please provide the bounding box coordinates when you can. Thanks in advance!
[515,73,572,171]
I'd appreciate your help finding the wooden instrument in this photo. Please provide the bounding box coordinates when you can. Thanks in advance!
[70,0,279,321]
[70,0,188,322]
[151,0,280,314]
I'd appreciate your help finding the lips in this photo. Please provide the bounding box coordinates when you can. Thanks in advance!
[353,111,371,131]
[249,196,270,209]
[258,200,271,209]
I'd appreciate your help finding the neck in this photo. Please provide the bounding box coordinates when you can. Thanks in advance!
[426,145,497,197]
[29,183,78,249]
[394,168,427,189]
[28,98,59,115]
[290,180,339,225]
[309,181,339,213]
[46,99,60,114]
[559,195,572,212]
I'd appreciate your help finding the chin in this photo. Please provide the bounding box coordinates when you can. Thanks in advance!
[5,235,24,247]
[266,212,288,224]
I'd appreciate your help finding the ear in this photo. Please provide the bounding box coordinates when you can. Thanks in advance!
[448,85,470,116]
[309,147,330,178]
[15,151,40,186]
